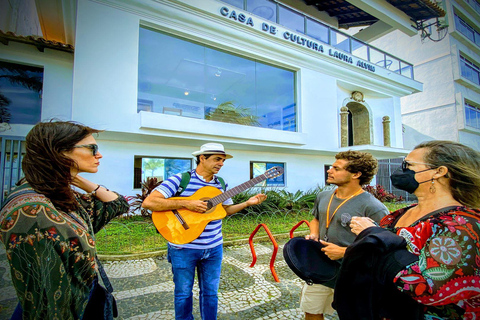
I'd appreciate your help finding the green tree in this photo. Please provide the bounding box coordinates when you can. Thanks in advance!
[143,158,164,177]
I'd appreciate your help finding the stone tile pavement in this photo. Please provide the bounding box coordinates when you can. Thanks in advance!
[0,239,339,320]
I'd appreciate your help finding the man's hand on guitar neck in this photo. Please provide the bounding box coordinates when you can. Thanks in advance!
[224,193,267,216]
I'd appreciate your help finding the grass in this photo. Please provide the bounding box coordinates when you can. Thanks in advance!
[95,201,410,255]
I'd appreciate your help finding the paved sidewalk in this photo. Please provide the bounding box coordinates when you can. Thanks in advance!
[0,240,339,320]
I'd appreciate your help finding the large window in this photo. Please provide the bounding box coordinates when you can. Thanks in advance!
[250,162,285,187]
[133,156,192,189]
[454,12,480,48]
[0,61,43,125]
[465,101,480,129]
[460,55,480,86]
[138,27,296,131]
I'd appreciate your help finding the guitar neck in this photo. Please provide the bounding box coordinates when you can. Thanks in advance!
[209,173,270,206]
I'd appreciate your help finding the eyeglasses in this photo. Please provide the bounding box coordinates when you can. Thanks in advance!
[73,144,99,156]
[401,159,435,170]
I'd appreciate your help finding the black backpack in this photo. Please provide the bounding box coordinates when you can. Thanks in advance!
[283,237,341,288]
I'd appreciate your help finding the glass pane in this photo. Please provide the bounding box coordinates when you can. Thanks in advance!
[247,0,276,23]
[164,159,191,178]
[252,162,267,186]
[476,110,480,129]
[278,5,304,33]
[466,104,480,129]
[142,158,165,182]
[400,61,413,78]
[0,61,43,125]
[455,14,475,42]
[134,157,192,188]
[351,39,368,60]
[466,106,474,127]
[266,163,284,186]
[220,0,244,9]
[370,48,386,67]
[255,63,296,131]
[386,55,400,73]
[306,18,329,44]
[330,29,350,52]
[138,28,206,118]
[204,48,257,126]
[252,162,285,186]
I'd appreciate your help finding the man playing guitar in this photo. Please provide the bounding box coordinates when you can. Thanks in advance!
[142,142,266,320]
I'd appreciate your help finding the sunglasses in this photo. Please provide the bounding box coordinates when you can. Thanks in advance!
[401,159,434,170]
[73,144,99,156]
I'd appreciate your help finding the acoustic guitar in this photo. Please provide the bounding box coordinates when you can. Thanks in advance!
[152,166,284,244]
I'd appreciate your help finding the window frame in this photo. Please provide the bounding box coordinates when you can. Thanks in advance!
[465,100,480,130]
[460,54,480,86]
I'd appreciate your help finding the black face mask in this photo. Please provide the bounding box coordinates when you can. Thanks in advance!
[390,167,434,194]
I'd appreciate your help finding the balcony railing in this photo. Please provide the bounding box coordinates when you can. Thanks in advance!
[220,0,414,79]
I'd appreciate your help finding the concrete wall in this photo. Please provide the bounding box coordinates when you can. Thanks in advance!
[372,0,480,151]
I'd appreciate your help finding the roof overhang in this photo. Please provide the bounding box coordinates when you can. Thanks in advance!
[302,0,446,41]
[0,30,74,53]
[34,0,77,46]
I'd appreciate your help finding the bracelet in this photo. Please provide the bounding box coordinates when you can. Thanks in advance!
[92,184,109,196]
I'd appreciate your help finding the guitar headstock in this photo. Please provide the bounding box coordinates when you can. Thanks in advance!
[264,166,284,179]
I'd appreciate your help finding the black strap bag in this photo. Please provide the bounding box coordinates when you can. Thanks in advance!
[283,237,340,288]
[83,259,118,319]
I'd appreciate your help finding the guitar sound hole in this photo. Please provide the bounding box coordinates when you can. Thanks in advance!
[201,198,214,212]
[206,201,213,211]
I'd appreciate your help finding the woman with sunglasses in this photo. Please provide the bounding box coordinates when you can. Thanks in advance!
[0,120,130,319]
[338,140,480,319]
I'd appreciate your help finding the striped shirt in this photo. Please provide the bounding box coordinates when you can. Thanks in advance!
[154,169,233,249]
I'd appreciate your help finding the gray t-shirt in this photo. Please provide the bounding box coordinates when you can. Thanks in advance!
[313,189,388,247]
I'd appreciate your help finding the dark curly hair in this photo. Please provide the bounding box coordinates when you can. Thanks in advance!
[414,140,480,208]
[335,150,378,186]
[21,120,102,211]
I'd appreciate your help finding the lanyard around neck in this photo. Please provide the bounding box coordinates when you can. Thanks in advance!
[326,188,363,229]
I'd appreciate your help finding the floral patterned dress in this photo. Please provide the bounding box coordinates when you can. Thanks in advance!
[0,182,129,320]
[380,205,480,319]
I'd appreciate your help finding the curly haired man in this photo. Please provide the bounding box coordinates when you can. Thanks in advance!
[300,151,389,320]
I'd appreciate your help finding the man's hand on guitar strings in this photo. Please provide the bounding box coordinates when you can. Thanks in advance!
[184,199,209,213]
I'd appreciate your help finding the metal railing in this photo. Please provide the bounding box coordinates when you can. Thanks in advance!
[220,0,414,79]
[0,137,25,207]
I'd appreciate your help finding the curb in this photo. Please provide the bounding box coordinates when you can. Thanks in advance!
[97,230,308,261]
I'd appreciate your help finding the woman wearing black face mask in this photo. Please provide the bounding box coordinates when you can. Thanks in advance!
[336,141,480,320]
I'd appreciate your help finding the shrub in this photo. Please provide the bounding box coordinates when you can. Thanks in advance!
[128,177,162,217]
[363,184,403,202]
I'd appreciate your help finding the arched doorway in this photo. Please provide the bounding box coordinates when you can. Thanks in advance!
[340,97,373,147]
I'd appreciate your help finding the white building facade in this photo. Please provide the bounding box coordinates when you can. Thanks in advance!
[372,0,480,151]
[0,0,428,202]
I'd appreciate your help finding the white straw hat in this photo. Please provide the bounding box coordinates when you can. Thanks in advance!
[192,143,233,159]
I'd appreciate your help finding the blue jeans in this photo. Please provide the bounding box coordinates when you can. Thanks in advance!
[167,243,223,320]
